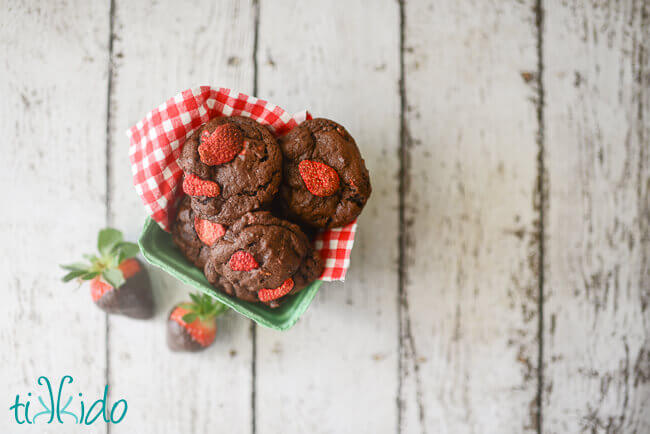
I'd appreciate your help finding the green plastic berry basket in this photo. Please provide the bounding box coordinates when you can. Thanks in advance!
[138,217,323,330]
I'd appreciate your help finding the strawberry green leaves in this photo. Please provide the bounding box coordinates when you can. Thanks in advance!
[61,263,99,282]
[97,228,139,263]
[60,228,141,287]
[115,242,139,264]
[98,228,123,256]
[102,268,125,289]
[61,268,93,282]
[180,292,228,323]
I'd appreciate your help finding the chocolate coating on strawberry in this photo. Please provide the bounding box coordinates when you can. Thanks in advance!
[203,211,322,306]
[167,314,204,352]
[279,118,371,228]
[179,116,282,225]
[166,293,227,352]
[94,259,154,319]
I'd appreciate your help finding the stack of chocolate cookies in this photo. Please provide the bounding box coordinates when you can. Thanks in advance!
[172,116,371,307]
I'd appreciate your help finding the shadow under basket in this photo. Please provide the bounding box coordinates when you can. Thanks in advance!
[138,217,323,331]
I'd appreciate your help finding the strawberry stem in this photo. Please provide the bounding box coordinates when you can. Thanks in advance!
[181,292,229,322]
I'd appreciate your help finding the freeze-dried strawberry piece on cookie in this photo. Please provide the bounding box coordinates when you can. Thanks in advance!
[167,292,228,352]
[172,197,224,268]
[179,116,282,225]
[279,118,371,229]
[182,173,220,197]
[61,228,154,319]
[258,278,294,303]
[228,250,259,271]
[198,123,244,166]
[203,211,323,307]
[194,216,226,246]
[298,160,340,197]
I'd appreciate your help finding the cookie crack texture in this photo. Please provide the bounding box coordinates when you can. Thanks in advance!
[182,116,282,224]
[235,176,277,198]
[203,211,314,306]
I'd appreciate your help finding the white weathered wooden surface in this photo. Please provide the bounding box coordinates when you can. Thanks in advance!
[402,1,541,432]
[1,0,648,433]
[543,1,649,433]
[1,1,110,433]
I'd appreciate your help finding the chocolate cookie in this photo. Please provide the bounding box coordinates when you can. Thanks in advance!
[179,116,282,225]
[204,211,322,306]
[171,197,225,268]
[290,248,323,295]
[279,118,371,228]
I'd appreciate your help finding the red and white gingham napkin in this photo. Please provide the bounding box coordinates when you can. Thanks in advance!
[127,86,355,281]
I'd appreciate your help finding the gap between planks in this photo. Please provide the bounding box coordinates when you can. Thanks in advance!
[396,0,426,433]
[251,1,260,434]
[534,0,546,433]
[105,0,117,433]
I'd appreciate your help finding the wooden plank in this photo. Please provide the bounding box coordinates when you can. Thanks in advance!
[107,1,256,432]
[0,1,110,432]
[255,1,400,432]
[543,1,649,432]
[401,1,541,432]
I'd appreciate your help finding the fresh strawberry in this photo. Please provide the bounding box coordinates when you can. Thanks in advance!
[198,123,244,165]
[182,173,221,197]
[167,292,228,352]
[228,250,259,271]
[258,278,294,302]
[298,160,340,197]
[61,228,154,319]
[194,216,226,246]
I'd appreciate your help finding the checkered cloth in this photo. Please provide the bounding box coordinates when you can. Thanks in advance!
[127,86,356,281]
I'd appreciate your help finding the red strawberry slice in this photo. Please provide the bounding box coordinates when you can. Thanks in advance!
[169,306,217,347]
[182,173,220,197]
[258,278,294,302]
[229,250,259,271]
[198,123,244,165]
[298,160,340,197]
[194,217,225,246]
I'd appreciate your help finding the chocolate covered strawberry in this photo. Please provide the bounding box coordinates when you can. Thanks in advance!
[167,292,228,352]
[61,228,154,319]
